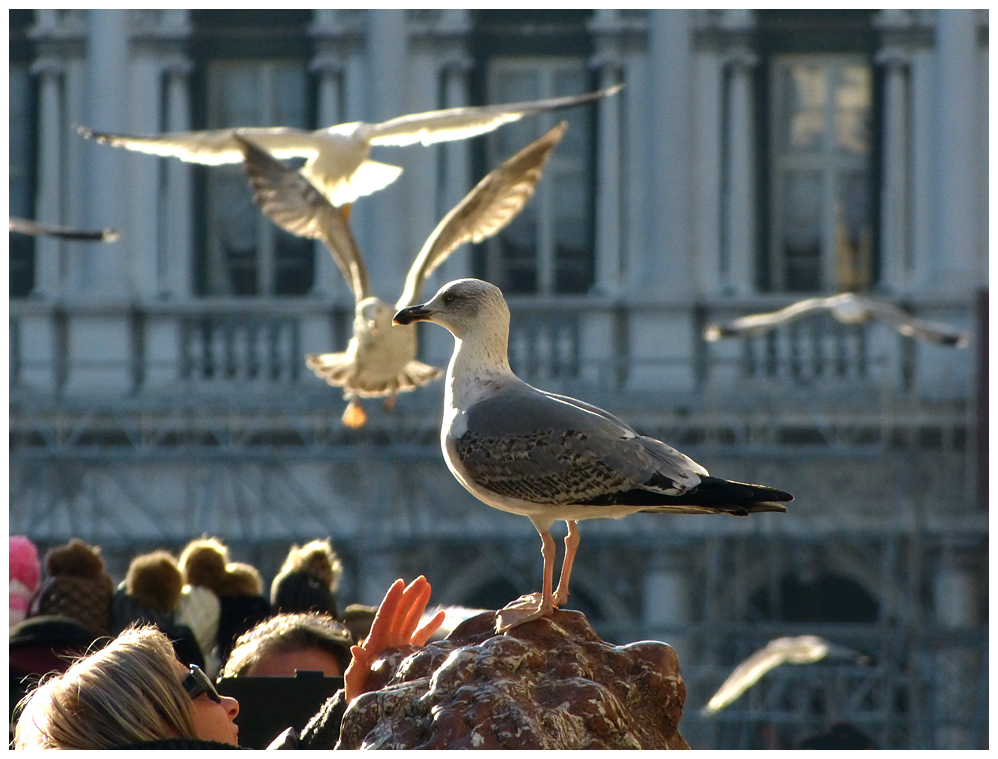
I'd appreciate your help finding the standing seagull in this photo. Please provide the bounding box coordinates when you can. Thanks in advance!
[9,216,121,242]
[239,124,566,428]
[395,279,793,631]
[704,293,969,347]
[78,85,621,209]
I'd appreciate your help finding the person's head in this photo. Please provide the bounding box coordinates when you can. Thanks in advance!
[271,539,343,618]
[14,625,240,749]
[221,612,353,678]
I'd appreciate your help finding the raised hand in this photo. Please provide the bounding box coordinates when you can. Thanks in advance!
[344,576,445,703]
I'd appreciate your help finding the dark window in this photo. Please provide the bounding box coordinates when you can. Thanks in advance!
[755,11,881,293]
[469,11,598,296]
[190,11,316,297]
[10,10,37,298]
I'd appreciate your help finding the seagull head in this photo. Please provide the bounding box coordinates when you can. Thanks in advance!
[357,297,395,336]
[393,278,509,341]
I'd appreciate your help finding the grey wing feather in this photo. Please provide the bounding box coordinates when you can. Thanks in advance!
[855,297,970,347]
[236,136,370,302]
[396,122,566,308]
[704,297,836,340]
[454,384,704,505]
[366,85,621,147]
[9,216,120,242]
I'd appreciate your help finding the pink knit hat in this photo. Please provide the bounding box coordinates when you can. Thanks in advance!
[9,536,40,628]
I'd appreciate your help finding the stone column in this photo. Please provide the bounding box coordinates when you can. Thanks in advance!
[356,9,408,298]
[161,59,194,297]
[81,9,131,297]
[643,557,693,663]
[646,10,694,298]
[932,549,981,749]
[932,10,977,295]
[589,52,625,298]
[723,48,757,295]
[31,58,67,297]
[877,45,912,293]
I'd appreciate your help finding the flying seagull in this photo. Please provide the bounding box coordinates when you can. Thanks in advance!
[702,635,872,715]
[238,123,566,428]
[703,293,969,347]
[9,216,121,243]
[78,85,621,209]
[394,278,793,631]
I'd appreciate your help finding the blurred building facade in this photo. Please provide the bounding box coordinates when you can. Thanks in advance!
[9,10,987,748]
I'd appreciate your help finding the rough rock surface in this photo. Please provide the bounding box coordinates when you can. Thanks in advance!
[338,609,689,749]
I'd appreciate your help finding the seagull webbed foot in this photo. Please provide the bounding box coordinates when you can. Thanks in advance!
[342,399,367,428]
[495,592,554,633]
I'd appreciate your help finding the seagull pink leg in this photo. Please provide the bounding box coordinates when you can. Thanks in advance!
[495,526,557,632]
[553,520,580,607]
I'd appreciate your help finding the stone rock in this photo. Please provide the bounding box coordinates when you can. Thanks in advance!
[337,609,689,749]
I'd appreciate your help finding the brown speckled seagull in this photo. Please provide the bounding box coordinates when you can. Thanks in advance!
[394,278,794,631]
[238,124,566,427]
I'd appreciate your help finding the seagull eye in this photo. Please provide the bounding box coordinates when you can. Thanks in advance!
[443,293,455,305]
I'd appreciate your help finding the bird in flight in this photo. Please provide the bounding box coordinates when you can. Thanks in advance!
[703,293,969,347]
[238,123,567,428]
[78,85,621,209]
[394,278,793,631]
[702,635,872,714]
[9,216,121,242]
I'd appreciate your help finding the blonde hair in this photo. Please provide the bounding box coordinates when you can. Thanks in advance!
[14,625,198,750]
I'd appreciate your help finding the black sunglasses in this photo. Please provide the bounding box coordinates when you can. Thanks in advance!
[182,664,221,704]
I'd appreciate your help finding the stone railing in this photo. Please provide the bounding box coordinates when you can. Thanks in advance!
[9,293,976,402]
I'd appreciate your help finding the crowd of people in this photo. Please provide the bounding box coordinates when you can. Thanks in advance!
[9,534,443,749]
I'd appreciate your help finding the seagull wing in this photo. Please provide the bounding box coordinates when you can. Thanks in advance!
[237,136,370,302]
[452,382,710,508]
[9,216,120,242]
[77,125,316,165]
[852,296,970,347]
[365,85,622,147]
[396,121,566,308]
[703,297,840,340]
[704,636,829,714]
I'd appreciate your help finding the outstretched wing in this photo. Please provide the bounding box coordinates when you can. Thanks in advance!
[703,637,831,714]
[9,216,120,242]
[77,125,315,165]
[855,297,970,347]
[364,85,622,147]
[237,136,370,303]
[703,297,840,340]
[396,122,566,308]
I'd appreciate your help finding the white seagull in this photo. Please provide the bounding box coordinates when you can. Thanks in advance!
[702,635,872,715]
[9,216,121,243]
[394,278,794,631]
[704,293,969,347]
[239,124,566,428]
[78,85,621,209]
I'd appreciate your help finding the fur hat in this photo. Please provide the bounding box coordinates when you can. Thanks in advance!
[126,550,184,612]
[271,539,343,618]
[29,538,114,634]
[217,562,264,598]
[9,536,40,628]
[179,537,229,593]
